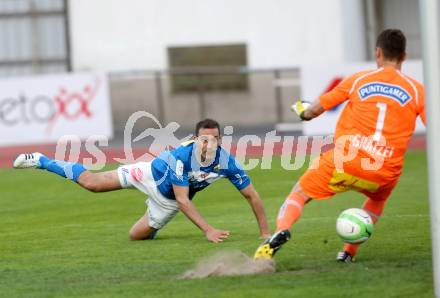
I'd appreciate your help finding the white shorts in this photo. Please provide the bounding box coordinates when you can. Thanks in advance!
[117,162,179,229]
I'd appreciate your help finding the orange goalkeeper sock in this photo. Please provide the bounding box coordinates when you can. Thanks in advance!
[363,197,386,224]
[276,192,305,232]
[343,243,360,256]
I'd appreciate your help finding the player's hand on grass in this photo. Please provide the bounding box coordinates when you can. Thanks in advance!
[205,228,230,243]
[291,100,311,121]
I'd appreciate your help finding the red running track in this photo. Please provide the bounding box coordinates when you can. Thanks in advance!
[0,135,426,169]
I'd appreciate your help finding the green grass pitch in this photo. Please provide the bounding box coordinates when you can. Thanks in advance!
[0,151,433,297]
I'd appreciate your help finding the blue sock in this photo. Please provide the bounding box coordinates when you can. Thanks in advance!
[38,156,87,183]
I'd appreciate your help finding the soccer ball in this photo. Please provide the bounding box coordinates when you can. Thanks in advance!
[336,208,374,244]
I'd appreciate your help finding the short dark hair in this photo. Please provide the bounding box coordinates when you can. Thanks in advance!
[195,118,220,136]
[376,29,406,62]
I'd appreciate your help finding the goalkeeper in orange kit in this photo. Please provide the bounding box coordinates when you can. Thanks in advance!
[254,29,426,262]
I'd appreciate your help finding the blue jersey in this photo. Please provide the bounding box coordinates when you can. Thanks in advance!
[151,141,250,200]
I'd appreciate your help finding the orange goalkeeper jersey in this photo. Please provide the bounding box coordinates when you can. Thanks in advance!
[319,66,425,179]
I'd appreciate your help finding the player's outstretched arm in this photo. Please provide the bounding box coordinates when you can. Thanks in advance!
[239,183,270,239]
[291,99,325,121]
[172,184,230,243]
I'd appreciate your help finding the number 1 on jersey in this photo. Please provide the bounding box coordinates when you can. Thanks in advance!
[373,102,387,142]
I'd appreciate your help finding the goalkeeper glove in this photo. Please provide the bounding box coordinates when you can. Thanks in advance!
[291,100,311,121]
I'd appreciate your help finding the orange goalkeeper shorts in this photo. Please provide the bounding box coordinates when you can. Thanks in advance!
[299,150,399,201]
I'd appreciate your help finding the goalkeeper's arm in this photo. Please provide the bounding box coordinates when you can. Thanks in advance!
[291,99,325,121]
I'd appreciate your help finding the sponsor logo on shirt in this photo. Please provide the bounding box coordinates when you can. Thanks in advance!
[189,171,222,184]
[358,82,411,105]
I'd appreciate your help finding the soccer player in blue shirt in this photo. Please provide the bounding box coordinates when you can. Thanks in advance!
[13,119,270,243]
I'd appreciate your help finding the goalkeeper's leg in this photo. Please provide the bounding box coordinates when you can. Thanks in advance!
[254,183,311,260]
[339,196,387,261]
[254,154,337,260]
[275,183,311,232]
[338,180,397,262]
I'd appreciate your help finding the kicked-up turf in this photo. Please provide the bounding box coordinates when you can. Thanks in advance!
[0,151,433,297]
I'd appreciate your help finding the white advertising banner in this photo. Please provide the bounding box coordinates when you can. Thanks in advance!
[301,60,425,136]
[0,73,113,146]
